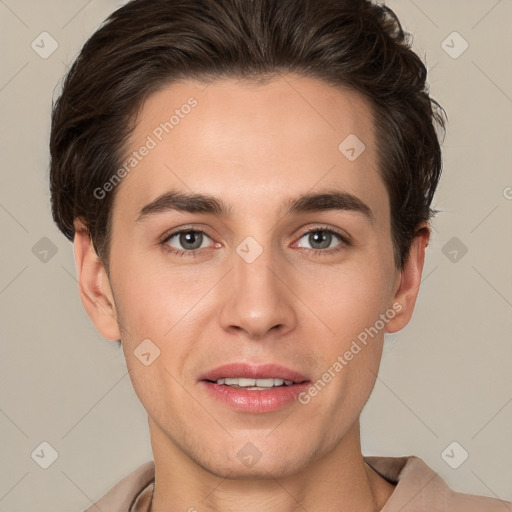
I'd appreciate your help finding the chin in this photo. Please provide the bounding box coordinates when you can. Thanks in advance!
[196,443,314,481]
[205,459,303,481]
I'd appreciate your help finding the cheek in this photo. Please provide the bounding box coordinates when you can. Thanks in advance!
[113,267,195,414]
[299,260,392,344]
[111,255,211,399]
[301,267,390,421]
[111,250,198,338]
[297,262,391,404]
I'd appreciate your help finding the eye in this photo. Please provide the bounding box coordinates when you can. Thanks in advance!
[161,229,213,257]
[294,227,348,255]
[160,226,349,258]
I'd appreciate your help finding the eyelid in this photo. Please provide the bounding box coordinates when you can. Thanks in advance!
[159,224,212,244]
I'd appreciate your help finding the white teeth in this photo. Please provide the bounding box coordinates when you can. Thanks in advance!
[214,378,294,387]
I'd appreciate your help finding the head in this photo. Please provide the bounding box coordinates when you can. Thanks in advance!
[50,0,446,479]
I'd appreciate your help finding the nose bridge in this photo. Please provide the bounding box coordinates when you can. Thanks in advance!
[219,234,296,338]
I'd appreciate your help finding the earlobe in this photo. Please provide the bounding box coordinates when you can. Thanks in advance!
[73,219,121,341]
[385,224,431,334]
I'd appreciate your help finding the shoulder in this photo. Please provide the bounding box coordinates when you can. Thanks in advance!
[82,460,155,512]
[364,454,512,512]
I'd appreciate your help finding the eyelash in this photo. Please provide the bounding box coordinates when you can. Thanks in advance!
[160,225,350,259]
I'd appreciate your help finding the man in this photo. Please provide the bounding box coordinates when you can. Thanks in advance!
[49,0,511,510]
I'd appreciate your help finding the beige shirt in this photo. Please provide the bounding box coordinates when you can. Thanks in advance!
[84,456,512,512]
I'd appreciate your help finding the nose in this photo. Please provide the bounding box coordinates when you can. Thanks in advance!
[218,241,297,340]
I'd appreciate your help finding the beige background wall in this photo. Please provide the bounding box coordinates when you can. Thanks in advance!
[0,1,511,510]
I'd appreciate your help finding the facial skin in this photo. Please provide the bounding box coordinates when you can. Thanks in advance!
[73,75,429,512]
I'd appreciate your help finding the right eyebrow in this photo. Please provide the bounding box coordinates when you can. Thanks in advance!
[136,190,232,222]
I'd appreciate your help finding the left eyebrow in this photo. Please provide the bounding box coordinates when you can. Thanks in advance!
[136,188,375,224]
[285,188,375,223]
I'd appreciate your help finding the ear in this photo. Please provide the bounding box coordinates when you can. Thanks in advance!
[385,223,430,334]
[73,219,121,341]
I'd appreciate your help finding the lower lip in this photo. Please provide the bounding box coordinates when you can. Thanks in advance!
[200,381,310,413]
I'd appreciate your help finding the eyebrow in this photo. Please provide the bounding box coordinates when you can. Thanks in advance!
[136,188,375,223]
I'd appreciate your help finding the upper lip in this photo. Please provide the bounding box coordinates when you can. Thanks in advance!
[199,363,310,383]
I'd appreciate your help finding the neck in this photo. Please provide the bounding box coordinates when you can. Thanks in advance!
[148,417,395,512]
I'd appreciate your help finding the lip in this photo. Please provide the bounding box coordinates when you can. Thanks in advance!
[198,363,311,414]
[200,381,311,413]
[198,362,310,384]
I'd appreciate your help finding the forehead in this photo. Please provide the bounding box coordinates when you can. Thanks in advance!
[112,74,388,226]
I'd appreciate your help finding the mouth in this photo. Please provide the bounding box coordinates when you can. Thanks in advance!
[206,377,298,390]
[198,362,310,386]
[198,363,311,413]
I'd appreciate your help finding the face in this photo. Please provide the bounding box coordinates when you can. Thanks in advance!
[78,74,424,479]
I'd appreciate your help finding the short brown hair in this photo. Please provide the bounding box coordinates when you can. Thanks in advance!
[49,0,447,274]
